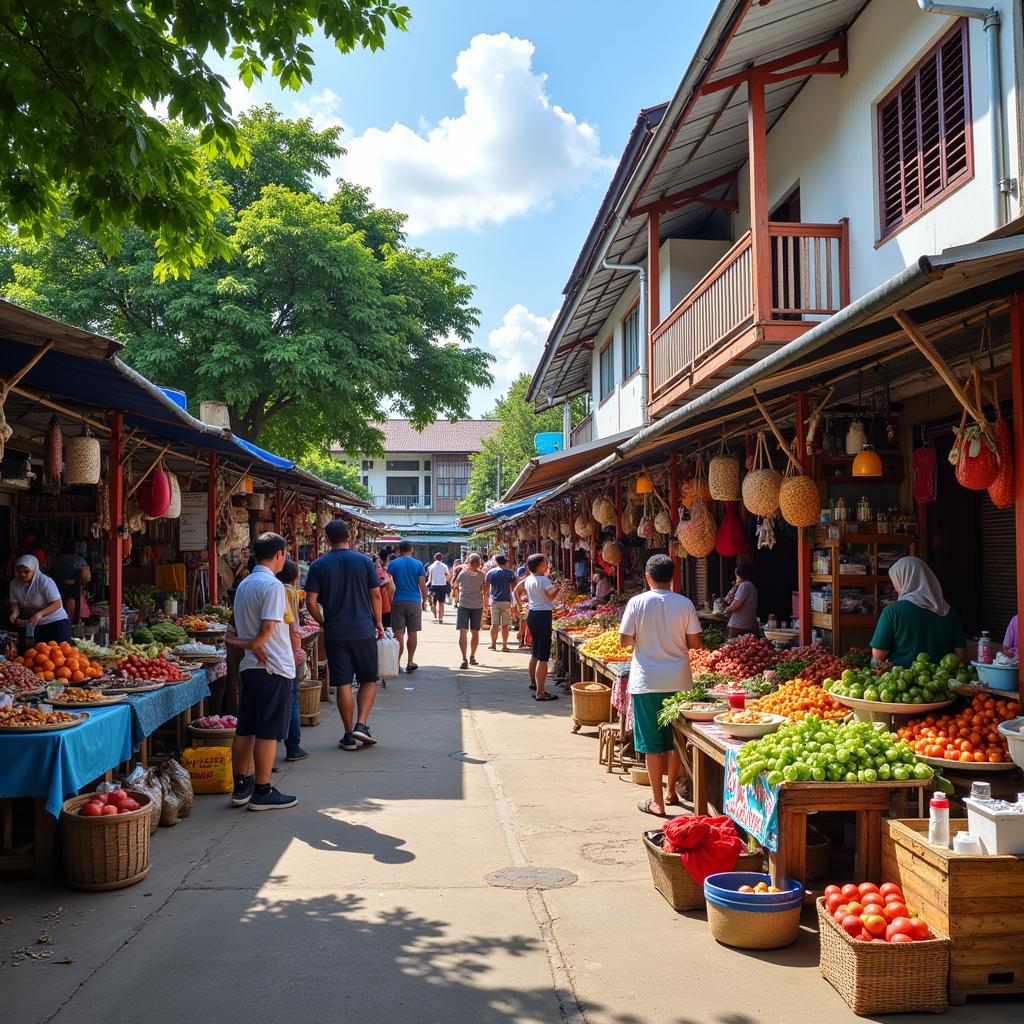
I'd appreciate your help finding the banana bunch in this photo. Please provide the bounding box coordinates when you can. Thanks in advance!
[579,629,633,663]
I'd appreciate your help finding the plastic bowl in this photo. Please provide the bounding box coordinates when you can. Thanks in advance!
[713,712,787,738]
[997,717,1024,770]
[971,660,1018,692]
[703,871,803,906]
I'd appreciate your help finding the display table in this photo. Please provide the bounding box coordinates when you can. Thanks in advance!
[672,719,928,888]
[126,668,211,762]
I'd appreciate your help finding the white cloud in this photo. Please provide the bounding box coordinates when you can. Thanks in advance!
[339,33,611,234]
[292,89,349,134]
[486,304,556,390]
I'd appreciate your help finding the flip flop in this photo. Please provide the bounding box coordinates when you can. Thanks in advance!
[637,798,668,818]
[529,682,536,691]
[487,645,497,650]
[406,663,418,673]
[502,646,511,653]
[469,657,478,665]
[532,692,558,701]
[460,660,469,670]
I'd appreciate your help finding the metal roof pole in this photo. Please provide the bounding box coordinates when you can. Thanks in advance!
[207,453,218,606]
[1009,292,1024,702]
[602,256,649,425]
[107,412,123,642]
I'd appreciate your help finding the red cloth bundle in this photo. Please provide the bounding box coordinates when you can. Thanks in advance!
[662,814,746,885]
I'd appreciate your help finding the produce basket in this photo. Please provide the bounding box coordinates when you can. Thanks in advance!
[60,793,152,891]
[816,898,950,1015]
[299,679,322,726]
[570,682,611,729]
[703,872,803,949]
[187,724,236,747]
[644,833,766,912]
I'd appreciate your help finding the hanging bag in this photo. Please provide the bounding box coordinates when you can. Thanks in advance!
[986,378,1015,508]
[741,432,781,517]
[950,367,999,490]
[778,456,821,528]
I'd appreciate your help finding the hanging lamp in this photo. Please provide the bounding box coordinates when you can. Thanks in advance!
[852,444,882,477]
[635,472,654,494]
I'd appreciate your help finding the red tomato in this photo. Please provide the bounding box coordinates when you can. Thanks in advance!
[858,882,880,896]
[101,805,119,816]
[853,930,873,942]
[889,933,914,943]
[92,792,109,805]
[841,884,860,900]
[826,893,845,914]
[824,884,842,898]
[862,913,888,937]
[883,902,909,922]
[118,797,140,812]
[841,915,863,938]
[833,909,848,924]
[860,892,885,908]
[910,918,932,941]
[886,918,916,941]
[879,883,903,899]
[107,788,128,805]
[79,802,103,817]
[844,900,864,917]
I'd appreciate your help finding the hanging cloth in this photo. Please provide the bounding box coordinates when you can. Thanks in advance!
[912,446,936,504]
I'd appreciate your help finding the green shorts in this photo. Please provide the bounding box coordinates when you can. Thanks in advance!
[631,692,675,755]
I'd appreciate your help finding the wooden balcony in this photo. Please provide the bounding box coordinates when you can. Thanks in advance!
[570,413,593,447]
[649,220,849,417]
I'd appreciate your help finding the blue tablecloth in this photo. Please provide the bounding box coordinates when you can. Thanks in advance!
[123,669,210,749]
[0,704,133,818]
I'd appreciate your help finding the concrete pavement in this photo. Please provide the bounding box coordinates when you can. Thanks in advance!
[1,618,1016,1023]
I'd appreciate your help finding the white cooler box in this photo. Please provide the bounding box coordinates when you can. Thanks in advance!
[963,797,1024,856]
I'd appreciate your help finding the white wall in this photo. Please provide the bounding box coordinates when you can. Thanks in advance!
[660,238,733,319]
[339,451,432,506]
[734,0,1022,300]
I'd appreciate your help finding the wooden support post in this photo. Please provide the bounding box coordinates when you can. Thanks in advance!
[313,496,320,560]
[291,490,300,562]
[207,454,219,606]
[1010,294,1024,702]
[747,74,772,323]
[614,479,624,593]
[274,480,282,534]
[107,412,123,641]
[669,451,681,592]
[795,392,812,646]
[591,507,599,595]
[648,211,661,406]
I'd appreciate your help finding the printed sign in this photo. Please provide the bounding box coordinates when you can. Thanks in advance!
[723,748,780,852]
[179,492,208,551]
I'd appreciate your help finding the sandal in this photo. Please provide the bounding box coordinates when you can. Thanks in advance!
[406,663,418,673]
[529,682,536,691]
[502,646,511,653]
[532,692,558,701]
[469,657,478,665]
[487,644,497,650]
[460,660,469,670]
[637,798,668,818]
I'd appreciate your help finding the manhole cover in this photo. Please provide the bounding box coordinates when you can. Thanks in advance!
[485,867,578,890]
[449,751,488,764]
[580,839,641,866]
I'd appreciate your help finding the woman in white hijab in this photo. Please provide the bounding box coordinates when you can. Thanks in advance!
[870,556,965,667]
[8,554,71,646]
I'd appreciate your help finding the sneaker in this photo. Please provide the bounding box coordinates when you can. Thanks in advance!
[285,748,311,762]
[247,786,298,811]
[231,774,255,807]
[353,723,377,746]
[339,732,359,750]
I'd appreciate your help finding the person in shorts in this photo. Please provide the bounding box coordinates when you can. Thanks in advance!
[485,554,517,652]
[619,554,703,818]
[387,540,427,672]
[426,552,450,624]
[277,558,309,763]
[226,532,298,811]
[305,519,384,751]
[513,552,562,701]
[452,552,488,669]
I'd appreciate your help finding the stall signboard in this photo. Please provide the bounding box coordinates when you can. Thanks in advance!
[723,749,780,852]
[179,492,208,551]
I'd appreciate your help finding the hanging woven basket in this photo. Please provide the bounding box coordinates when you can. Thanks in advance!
[742,433,781,517]
[601,539,622,565]
[573,513,590,537]
[708,447,740,501]
[593,496,616,526]
[779,471,820,528]
[620,503,638,535]
[139,467,171,518]
[161,473,182,519]
[65,431,102,485]
[678,499,717,557]
[654,509,673,535]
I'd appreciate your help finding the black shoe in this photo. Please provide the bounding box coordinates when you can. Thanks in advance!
[353,723,377,746]
[231,774,255,807]
[247,786,298,811]
[285,748,310,762]
[339,732,359,750]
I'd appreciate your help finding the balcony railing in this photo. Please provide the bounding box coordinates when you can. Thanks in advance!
[570,414,593,447]
[650,221,849,402]
[372,495,430,509]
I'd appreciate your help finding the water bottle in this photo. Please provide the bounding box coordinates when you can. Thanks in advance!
[978,631,992,665]
[928,792,950,848]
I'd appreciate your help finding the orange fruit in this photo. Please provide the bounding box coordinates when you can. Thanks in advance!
[71,670,85,683]
[55,667,71,679]
[42,671,54,681]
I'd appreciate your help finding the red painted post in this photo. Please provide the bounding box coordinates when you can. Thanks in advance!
[747,74,772,324]
[207,453,218,606]
[669,452,680,592]
[274,480,282,534]
[291,490,300,562]
[648,211,661,408]
[1009,293,1024,702]
[614,479,624,593]
[795,392,812,645]
[107,412,123,641]
[313,496,320,560]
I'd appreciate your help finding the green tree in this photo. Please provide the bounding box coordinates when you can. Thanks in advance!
[299,450,370,502]
[458,374,578,516]
[0,1,410,278]
[3,108,492,459]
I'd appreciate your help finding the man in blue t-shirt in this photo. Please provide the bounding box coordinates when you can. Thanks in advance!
[305,519,383,751]
[486,554,518,652]
[387,540,428,672]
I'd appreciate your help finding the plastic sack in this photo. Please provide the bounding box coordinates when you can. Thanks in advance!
[155,758,194,825]
[180,746,234,794]
[378,631,400,681]
[124,764,162,835]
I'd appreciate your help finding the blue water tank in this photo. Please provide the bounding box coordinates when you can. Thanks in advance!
[534,432,564,455]
[160,387,188,411]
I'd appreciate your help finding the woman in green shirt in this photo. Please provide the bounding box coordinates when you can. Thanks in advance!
[870,556,966,667]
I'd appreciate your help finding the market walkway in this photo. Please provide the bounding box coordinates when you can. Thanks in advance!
[2,619,1014,1024]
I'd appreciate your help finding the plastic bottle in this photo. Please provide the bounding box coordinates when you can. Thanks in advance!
[978,631,992,665]
[928,792,950,847]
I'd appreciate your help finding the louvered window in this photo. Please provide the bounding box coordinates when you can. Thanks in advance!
[877,20,972,239]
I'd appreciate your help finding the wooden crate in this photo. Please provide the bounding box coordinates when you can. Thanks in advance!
[882,818,1024,1005]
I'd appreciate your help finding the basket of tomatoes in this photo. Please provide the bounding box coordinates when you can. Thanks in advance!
[817,881,950,1014]
[17,641,105,684]
[60,789,152,890]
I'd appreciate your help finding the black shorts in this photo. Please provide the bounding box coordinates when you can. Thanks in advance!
[429,585,447,602]
[456,606,483,631]
[527,610,553,662]
[237,669,294,741]
[381,611,392,629]
[326,636,379,687]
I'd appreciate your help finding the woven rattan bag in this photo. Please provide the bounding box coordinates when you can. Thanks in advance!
[779,461,820,528]
[573,513,591,536]
[601,539,622,565]
[742,433,781,517]
[678,498,717,557]
[708,443,740,501]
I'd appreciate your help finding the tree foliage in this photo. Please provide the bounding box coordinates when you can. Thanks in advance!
[0,1,410,278]
[299,450,370,502]
[3,107,492,459]
[458,375,578,517]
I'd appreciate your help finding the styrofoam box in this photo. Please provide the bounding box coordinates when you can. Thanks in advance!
[963,797,1024,856]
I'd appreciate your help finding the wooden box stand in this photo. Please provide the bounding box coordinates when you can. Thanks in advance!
[882,818,1024,1004]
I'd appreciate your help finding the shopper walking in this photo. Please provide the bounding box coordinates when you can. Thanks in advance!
[372,555,395,630]
[305,519,384,751]
[513,552,562,701]
[486,554,517,652]
[426,553,450,623]
[276,559,309,763]
[452,552,488,669]
[386,540,428,673]
[619,554,703,817]
[226,533,298,811]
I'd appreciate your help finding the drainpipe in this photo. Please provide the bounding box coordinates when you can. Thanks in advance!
[562,401,573,450]
[600,257,649,426]
[918,1,1012,226]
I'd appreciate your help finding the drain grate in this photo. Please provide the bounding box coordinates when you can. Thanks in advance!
[485,867,578,890]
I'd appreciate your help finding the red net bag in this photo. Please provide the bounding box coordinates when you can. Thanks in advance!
[950,370,999,491]
[988,416,1014,508]
[912,446,936,503]
[715,501,747,556]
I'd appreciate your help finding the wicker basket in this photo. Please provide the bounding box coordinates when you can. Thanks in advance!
[601,539,622,565]
[125,786,161,835]
[187,724,236,748]
[779,472,821,528]
[60,793,152,891]
[571,682,611,727]
[816,899,950,1015]
[708,454,740,501]
[707,899,802,949]
[299,679,322,726]
[678,499,717,557]
[742,432,781,516]
[573,514,590,537]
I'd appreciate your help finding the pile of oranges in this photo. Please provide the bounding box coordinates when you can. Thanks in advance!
[16,641,105,683]
[750,678,849,721]
[897,692,1020,764]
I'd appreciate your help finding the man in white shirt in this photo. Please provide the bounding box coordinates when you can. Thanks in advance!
[426,552,451,624]
[226,532,299,812]
[619,554,703,818]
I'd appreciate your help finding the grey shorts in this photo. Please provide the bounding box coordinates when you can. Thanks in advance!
[391,601,423,633]
[490,601,513,627]
[456,606,483,631]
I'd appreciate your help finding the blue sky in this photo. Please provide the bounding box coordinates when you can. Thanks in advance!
[216,0,718,414]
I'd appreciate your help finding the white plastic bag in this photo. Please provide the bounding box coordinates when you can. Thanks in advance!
[378,631,400,681]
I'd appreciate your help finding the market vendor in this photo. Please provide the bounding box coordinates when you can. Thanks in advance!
[723,564,758,637]
[870,556,966,667]
[1002,615,1018,658]
[7,554,71,645]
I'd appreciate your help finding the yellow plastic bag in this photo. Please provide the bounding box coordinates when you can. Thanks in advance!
[180,746,233,795]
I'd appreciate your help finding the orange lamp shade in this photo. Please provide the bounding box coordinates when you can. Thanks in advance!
[635,474,654,494]
[852,446,882,477]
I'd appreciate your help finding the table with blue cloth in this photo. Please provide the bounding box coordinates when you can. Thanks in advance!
[122,668,211,755]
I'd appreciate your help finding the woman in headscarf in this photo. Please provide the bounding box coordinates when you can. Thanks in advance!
[870,556,966,667]
[7,554,71,646]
